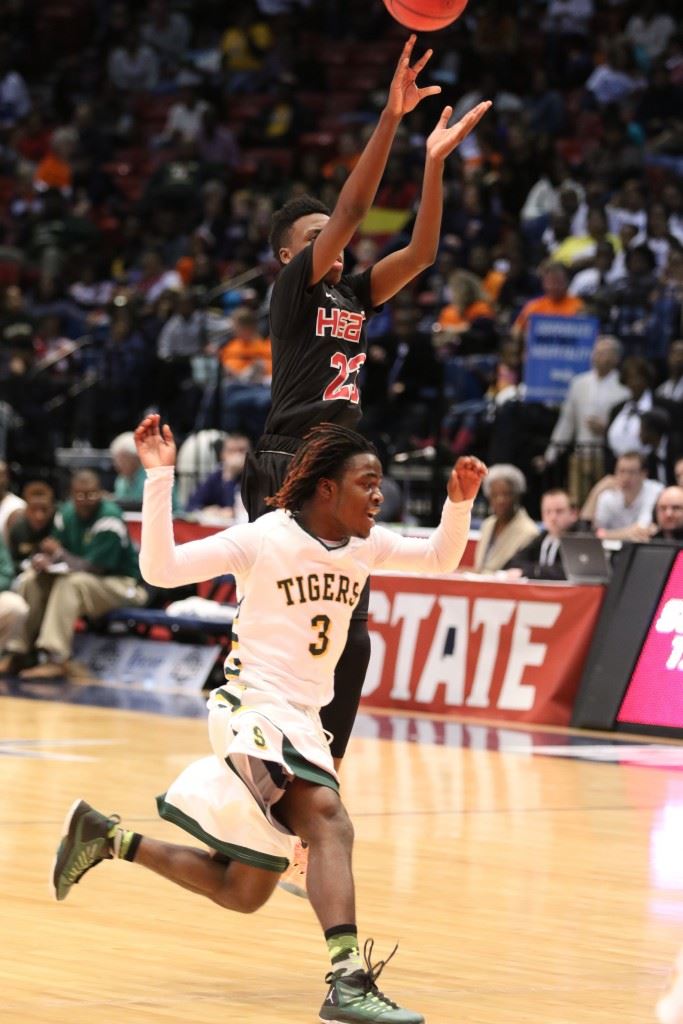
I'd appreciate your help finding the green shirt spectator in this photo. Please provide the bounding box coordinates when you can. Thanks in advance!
[52,494,140,579]
[8,481,55,571]
[0,535,15,590]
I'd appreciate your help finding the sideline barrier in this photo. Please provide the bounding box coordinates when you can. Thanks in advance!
[363,574,604,725]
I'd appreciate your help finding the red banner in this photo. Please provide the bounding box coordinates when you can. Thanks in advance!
[362,574,604,725]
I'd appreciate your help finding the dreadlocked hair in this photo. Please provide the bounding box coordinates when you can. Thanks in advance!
[266,424,377,512]
[269,195,331,261]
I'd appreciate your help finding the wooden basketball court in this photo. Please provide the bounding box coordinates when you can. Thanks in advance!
[1,685,681,1023]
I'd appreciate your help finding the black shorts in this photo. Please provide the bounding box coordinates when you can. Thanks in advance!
[241,433,300,521]
[241,433,369,620]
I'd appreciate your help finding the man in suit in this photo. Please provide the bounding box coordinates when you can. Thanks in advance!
[504,488,578,580]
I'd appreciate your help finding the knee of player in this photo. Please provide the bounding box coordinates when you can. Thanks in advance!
[212,882,269,914]
[212,862,276,914]
[305,789,354,845]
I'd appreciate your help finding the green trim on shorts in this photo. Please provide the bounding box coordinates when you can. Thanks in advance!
[281,734,339,792]
[156,793,289,873]
[216,685,241,707]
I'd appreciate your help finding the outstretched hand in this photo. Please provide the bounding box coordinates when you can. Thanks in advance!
[426,100,492,164]
[134,413,177,469]
[448,455,488,503]
[386,34,442,117]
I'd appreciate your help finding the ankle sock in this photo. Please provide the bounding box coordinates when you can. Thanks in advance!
[325,924,361,975]
[110,825,142,862]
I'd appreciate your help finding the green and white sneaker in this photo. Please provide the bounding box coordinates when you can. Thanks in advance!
[51,799,119,902]
[319,940,424,1023]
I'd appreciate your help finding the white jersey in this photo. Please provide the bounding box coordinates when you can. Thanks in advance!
[141,466,472,708]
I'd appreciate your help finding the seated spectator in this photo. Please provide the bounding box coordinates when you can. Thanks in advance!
[568,241,619,300]
[0,469,147,680]
[606,355,657,460]
[1,284,36,356]
[0,459,25,541]
[156,289,206,434]
[551,207,620,270]
[185,433,250,523]
[197,107,240,172]
[217,308,272,440]
[651,486,683,542]
[34,127,77,196]
[607,179,647,237]
[157,79,209,147]
[656,338,683,402]
[107,27,159,92]
[538,335,630,494]
[473,464,539,573]
[602,245,658,352]
[435,270,496,353]
[511,263,584,340]
[8,481,55,571]
[0,43,30,130]
[504,488,578,580]
[135,251,183,308]
[592,451,663,540]
[0,534,27,653]
[626,3,676,62]
[140,0,190,75]
[640,407,674,484]
[631,202,678,273]
[584,40,646,107]
[110,432,182,514]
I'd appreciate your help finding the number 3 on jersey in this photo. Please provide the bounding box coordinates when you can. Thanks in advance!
[323,352,367,404]
[309,614,331,656]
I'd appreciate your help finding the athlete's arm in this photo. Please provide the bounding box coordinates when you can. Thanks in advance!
[140,467,259,587]
[369,101,491,306]
[370,456,487,574]
[135,414,259,587]
[310,35,440,286]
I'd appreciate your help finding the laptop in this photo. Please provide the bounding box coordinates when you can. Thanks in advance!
[559,534,612,585]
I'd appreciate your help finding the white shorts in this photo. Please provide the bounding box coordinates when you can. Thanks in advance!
[157,683,339,873]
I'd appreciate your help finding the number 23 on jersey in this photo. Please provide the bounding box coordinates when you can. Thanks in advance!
[323,352,366,404]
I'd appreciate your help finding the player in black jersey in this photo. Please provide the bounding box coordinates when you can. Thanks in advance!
[242,35,490,771]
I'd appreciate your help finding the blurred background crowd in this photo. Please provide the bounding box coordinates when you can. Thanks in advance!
[0,0,682,545]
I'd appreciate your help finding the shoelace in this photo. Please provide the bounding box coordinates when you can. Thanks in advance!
[360,938,399,1007]
[324,938,401,1009]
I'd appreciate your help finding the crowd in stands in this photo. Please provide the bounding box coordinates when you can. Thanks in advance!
[0,0,682,671]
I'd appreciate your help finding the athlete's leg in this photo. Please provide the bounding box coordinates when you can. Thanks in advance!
[133,837,278,912]
[276,778,354,930]
[52,799,278,912]
[276,777,424,1023]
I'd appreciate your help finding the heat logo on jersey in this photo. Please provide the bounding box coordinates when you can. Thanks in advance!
[315,307,365,343]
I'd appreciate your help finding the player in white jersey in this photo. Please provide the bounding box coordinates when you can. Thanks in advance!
[52,413,486,1024]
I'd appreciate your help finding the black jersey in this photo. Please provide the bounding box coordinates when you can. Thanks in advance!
[264,243,375,438]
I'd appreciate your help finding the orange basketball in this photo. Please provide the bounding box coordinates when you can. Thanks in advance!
[383,0,468,32]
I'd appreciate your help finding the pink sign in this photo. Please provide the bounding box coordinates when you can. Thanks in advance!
[618,551,683,729]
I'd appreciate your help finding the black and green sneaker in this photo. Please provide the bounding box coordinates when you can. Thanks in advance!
[319,940,424,1023]
[51,799,119,902]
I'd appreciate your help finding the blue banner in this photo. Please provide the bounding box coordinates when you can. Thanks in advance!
[523,315,598,404]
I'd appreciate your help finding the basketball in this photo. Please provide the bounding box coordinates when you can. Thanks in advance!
[383,0,468,32]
